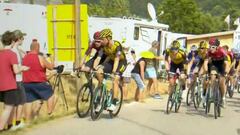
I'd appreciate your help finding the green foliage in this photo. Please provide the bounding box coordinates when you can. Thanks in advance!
[71,0,240,34]
[88,0,130,17]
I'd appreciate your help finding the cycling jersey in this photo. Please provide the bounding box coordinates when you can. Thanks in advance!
[165,48,186,64]
[85,41,102,55]
[207,47,227,61]
[98,40,125,61]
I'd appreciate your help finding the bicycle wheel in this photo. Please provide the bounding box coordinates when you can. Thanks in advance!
[213,85,221,119]
[76,84,93,118]
[237,84,240,93]
[109,84,123,118]
[186,84,194,106]
[205,87,211,114]
[193,85,202,110]
[91,87,106,121]
[166,91,174,114]
[226,80,234,98]
[175,85,182,113]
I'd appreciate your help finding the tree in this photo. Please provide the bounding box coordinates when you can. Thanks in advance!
[157,0,225,34]
[88,0,130,17]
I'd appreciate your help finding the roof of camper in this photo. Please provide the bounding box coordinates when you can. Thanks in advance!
[89,16,169,30]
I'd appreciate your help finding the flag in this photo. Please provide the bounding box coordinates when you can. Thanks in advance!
[234,17,240,26]
[225,15,230,24]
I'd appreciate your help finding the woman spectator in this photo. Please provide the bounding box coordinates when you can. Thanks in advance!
[131,51,155,102]
[0,31,28,132]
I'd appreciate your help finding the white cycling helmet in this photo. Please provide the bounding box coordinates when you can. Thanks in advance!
[190,45,198,51]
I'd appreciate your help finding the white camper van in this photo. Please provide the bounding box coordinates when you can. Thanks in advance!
[0,3,47,52]
[89,16,187,59]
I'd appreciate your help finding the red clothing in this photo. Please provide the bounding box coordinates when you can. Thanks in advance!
[85,41,102,55]
[22,52,47,83]
[207,47,227,61]
[0,50,18,91]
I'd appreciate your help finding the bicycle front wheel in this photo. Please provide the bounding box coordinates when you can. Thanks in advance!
[109,84,123,118]
[76,84,93,118]
[91,87,106,121]
[166,91,174,114]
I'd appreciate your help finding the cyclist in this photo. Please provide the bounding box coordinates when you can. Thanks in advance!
[78,31,106,72]
[164,40,187,95]
[93,28,127,111]
[187,41,209,101]
[203,38,229,107]
[222,45,235,92]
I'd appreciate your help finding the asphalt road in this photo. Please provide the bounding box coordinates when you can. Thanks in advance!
[25,91,240,135]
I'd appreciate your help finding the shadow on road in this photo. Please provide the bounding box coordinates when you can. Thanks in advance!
[237,128,240,135]
[119,116,170,135]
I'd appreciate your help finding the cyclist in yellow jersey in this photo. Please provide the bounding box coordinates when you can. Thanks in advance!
[164,40,187,95]
[93,28,126,111]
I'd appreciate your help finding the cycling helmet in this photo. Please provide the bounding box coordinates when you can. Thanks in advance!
[231,48,240,54]
[171,40,180,49]
[209,38,220,46]
[222,45,229,50]
[99,28,112,39]
[140,51,155,59]
[190,45,198,51]
[93,31,100,40]
[199,41,208,49]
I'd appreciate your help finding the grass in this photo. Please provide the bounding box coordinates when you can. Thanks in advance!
[0,73,169,135]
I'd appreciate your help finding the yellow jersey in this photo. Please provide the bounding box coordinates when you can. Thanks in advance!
[165,48,186,64]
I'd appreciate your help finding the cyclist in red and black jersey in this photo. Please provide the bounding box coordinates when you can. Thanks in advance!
[202,38,229,107]
[78,31,106,72]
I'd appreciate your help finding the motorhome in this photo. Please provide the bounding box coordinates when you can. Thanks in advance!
[0,3,48,53]
[89,16,187,59]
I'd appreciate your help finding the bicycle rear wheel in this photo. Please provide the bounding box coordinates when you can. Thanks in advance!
[193,85,202,110]
[109,84,123,118]
[226,80,234,98]
[175,86,182,113]
[205,87,211,115]
[91,87,106,121]
[186,84,194,106]
[213,85,221,119]
[76,84,93,118]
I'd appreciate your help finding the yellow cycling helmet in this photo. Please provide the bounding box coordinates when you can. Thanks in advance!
[199,41,208,49]
[99,28,112,39]
[171,40,180,49]
[140,51,155,59]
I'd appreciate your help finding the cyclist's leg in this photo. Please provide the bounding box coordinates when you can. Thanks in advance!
[229,68,235,90]
[168,62,178,95]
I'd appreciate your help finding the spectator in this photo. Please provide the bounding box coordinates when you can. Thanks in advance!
[0,31,28,131]
[132,51,155,102]
[22,39,55,123]
[121,42,136,101]
[146,41,163,99]
[8,30,27,130]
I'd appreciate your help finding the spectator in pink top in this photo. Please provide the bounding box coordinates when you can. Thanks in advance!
[0,31,28,131]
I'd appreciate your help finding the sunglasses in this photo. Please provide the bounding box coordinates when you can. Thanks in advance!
[199,48,206,50]
[171,47,178,51]
[94,40,101,43]
[210,46,217,49]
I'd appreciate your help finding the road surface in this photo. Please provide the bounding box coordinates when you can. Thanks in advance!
[25,91,240,135]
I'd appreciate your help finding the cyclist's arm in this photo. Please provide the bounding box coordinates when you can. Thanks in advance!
[112,46,122,73]
[203,59,208,74]
[164,50,170,71]
[93,48,104,70]
[139,60,145,80]
[187,58,194,75]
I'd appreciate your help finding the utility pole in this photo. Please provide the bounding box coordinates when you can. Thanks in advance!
[75,0,81,67]
[75,0,81,89]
